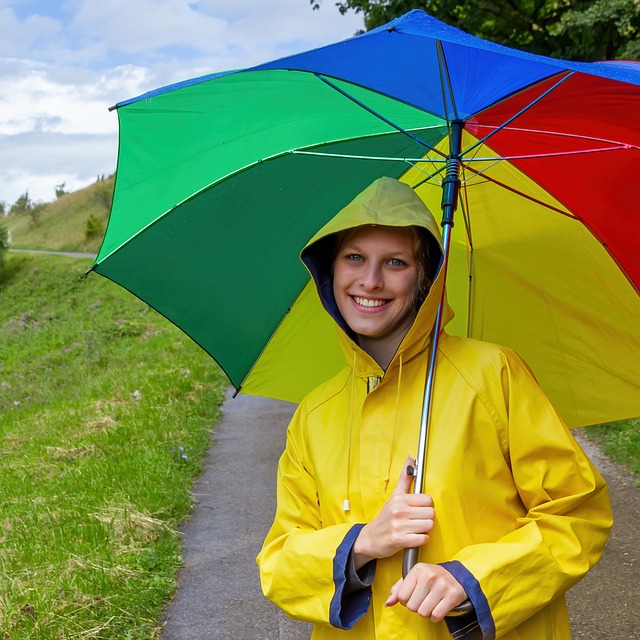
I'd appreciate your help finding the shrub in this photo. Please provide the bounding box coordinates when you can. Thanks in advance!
[85,213,103,239]
[0,223,8,266]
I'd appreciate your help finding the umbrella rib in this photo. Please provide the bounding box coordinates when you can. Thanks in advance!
[463,164,572,217]
[470,144,632,161]
[464,71,574,156]
[293,150,447,163]
[469,124,637,158]
[458,178,475,339]
[436,40,459,123]
[476,124,638,149]
[315,74,447,159]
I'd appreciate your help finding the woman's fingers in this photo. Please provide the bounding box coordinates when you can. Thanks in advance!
[384,578,403,607]
[385,564,468,621]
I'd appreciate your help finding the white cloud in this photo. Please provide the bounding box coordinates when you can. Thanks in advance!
[70,0,229,56]
[0,0,364,204]
[0,131,116,205]
[0,7,63,58]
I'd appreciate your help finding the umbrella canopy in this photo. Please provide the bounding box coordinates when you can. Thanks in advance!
[91,10,640,429]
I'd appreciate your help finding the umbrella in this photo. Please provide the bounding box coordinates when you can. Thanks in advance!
[90,10,640,433]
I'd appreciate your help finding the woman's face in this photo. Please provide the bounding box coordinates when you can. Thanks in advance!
[332,225,420,342]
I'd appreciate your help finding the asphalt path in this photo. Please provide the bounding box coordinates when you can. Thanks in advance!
[159,392,638,640]
[8,248,97,259]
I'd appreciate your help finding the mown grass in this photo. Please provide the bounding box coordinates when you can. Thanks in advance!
[0,253,227,638]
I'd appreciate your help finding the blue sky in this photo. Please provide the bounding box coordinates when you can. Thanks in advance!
[0,0,363,205]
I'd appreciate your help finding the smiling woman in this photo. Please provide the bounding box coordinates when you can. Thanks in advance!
[256,177,612,640]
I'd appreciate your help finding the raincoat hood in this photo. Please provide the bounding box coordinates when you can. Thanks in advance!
[301,177,450,370]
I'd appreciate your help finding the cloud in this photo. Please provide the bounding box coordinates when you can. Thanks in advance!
[70,0,229,57]
[0,7,63,59]
[0,130,116,205]
[0,0,363,204]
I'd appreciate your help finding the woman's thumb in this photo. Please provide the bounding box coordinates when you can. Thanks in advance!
[393,456,416,495]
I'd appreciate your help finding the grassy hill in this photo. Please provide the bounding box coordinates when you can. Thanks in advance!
[0,251,227,638]
[5,176,114,253]
[0,179,231,637]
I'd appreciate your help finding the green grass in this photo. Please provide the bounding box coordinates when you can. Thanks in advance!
[584,417,640,482]
[0,253,227,638]
[5,177,113,254]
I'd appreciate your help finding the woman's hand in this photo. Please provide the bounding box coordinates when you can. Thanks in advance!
[352,456,435,568]
[385,563,468,621]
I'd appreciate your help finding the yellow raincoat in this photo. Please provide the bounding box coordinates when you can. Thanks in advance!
[257,178,612,639]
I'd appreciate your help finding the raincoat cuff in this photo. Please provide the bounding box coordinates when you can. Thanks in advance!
[329,524,373,630]
[344,545,376,596]
[440,560,495,640]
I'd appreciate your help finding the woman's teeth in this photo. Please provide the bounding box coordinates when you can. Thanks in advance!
[354,297,386,308]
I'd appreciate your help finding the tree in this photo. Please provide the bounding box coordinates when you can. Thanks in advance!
[315,0,640,61]
[55,182,67,199]
[10,190,32,215]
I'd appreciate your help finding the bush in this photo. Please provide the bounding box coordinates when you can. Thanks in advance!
[85,213,103,239]
[0,223,8,266]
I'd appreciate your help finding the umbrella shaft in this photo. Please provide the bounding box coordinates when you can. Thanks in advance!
[402,120,464,582]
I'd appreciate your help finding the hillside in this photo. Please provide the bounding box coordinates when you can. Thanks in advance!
[0,250,227,637]
[5,176,114,254]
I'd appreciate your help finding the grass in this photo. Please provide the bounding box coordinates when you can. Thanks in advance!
[5,177,114,254]
[584,417,640,482]
[0,253,228,638]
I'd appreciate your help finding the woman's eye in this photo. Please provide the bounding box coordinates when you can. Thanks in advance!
[388,258,406,267]
[346,254,363,262]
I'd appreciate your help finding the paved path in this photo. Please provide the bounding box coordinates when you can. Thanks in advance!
[8,248,96,259]
[160,392,639,639]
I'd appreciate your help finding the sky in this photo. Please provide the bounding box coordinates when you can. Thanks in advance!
[0,0,364,206]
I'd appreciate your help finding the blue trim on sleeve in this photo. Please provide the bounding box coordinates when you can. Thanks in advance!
[329,524,372,630]
[441,561,495,640]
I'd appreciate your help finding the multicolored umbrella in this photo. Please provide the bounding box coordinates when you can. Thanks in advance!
[89,9,640,430]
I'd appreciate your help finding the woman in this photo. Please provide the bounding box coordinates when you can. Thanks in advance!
[257,177,612,639]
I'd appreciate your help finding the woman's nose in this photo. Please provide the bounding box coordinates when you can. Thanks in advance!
[360,264,383,289]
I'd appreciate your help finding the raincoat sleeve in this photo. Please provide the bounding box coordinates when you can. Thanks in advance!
[256,401,372,630]
[443,347,612,640]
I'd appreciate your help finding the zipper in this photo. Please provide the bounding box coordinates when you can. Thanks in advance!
[366,375,382,393]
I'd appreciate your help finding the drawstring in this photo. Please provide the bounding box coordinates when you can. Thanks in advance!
[343,349,357,512]
[385,351,404,486]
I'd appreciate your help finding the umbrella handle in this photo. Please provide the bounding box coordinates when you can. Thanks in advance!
[447,600,475,617]
[402,548,475,617]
